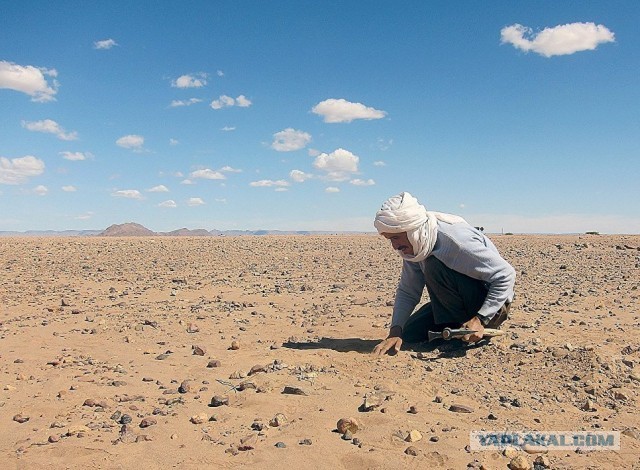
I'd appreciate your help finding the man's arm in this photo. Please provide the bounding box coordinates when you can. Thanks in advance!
[373,262,424,356]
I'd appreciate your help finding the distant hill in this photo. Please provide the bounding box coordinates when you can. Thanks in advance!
[0,222,372,237]
[100,223,156,236]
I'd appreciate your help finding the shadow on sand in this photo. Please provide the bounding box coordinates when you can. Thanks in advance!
[282,336,493,357]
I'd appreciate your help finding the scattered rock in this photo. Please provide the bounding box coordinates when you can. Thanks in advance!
[509,455,531,470]
[210,395,229,407]
[269,413,288,427]
[139,417,157,428]
[449,404,474,413]
[336,417,362,434]
[190,413,208,424]
[405,430,422,442]
[282,386,307,396]
[405,446,419,456]
[12,414,29,423]
[192,345,206,356]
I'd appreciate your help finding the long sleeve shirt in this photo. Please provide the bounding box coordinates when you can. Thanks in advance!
[392,222,516,329]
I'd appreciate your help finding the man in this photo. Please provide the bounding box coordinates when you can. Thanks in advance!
[372,192,515,356]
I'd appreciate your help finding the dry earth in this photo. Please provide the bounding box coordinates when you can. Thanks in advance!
[1,234,639,470]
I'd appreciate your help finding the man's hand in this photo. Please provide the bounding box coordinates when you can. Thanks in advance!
[372,326,403,356]
[461,316,485,343]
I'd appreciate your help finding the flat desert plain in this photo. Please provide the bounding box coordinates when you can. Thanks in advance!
[1,234,639,470]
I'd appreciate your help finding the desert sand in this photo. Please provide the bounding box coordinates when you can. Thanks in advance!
[1,234,638,470]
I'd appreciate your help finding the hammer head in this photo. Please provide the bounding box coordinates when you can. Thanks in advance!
[427,327,478,342]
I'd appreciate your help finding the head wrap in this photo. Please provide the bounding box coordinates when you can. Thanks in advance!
[374,192,466,262]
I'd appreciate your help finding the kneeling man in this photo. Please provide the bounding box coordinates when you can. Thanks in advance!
[372,192,515,356]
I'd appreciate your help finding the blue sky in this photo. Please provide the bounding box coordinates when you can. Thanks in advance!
[1,1,638,233]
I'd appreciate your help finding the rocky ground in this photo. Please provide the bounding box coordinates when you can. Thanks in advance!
[0,234,638,469]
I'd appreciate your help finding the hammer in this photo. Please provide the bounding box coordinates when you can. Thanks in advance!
[427,327,505,342]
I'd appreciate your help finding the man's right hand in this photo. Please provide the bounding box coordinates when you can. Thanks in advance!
[372,326,403,356]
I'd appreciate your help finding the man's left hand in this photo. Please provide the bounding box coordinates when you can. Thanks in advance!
[461,316,485,343]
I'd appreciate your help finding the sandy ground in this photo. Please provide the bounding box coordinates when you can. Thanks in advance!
[1,234,639,470]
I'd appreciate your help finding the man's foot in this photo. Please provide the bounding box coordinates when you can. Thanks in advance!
[486,302,510,329]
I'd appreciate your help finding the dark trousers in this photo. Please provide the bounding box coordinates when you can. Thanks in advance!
[402,256,489,343]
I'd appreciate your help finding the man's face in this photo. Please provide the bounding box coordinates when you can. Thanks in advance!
[382,232,414,256]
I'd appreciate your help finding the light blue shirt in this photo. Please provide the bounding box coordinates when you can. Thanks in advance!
[392,222,516,328]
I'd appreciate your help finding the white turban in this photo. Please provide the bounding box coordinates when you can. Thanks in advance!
[374,192,466,262]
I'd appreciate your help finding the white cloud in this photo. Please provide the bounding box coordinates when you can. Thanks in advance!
[172,73,207,88]
[220,166,242,173]
[22,119,78,141]
[0,60,58,102]
[62,185,77,192]
[235,95,252,107]
[147,185,169,192]
[116,134,145,151]
[111,189,143,200]
[217,70,224,77]
[33,185,48,196]
[249,179,290,188]
[275,187,288,192]
[290,169,313,183]
[221,126,236,131]
[271,128,312,152]
[93,39,118,50]
[373,160,386,167]
[500,22,615,57]
[180,179,194,185]
[325,186,340,193]
[159,199,177,208]
[308,148,321,157]
[170,98,202,107]
[60,151,92,161]
[190,169,226,180]
[312,98,387,123]
[187,197,205,206]
[215,198,227,203]
[210,94,252,109]
[0,155,45,185]
[169,138,179,146]
[313,148,359,181]
[350,178,375,186]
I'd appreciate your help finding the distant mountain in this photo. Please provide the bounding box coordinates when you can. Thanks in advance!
[164,228,212,237]
[0,222,372,237]
[100,223,156,236]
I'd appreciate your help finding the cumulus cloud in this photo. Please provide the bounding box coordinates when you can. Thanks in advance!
[0,155,45,185]
[170,98,202,107]
[210,94,252,109]
[111,189,143,200]
[313,148,359,181]
[373,160,386,167]
[116,134,145,151]
[325,187,340,193]
[158,199,177,208]
[312,98,387,123]
[190,169,226,180]
[62,185,77,192]
[271,128,312,152]
[220,166,242,173]
[93,39,118,50]
[169,138,179,145]
[249,179,290,188]
[350,178,375,186]
[500,22,615,57]
[187,197,205,206]
[22,119,78,141]
[289,169,313,183]
[221,126,236,132]
[147,185,169,192]
[172,73,207,88]
[0,61,58,102]
[33,185,48,196]
[60,151,92,161]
